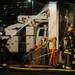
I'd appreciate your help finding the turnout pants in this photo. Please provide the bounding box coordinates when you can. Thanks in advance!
[64,53,73,67]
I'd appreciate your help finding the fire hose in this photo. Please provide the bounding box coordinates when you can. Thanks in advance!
[31,49,58,63]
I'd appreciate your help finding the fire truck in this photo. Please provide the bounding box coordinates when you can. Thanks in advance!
[0,2,59,65]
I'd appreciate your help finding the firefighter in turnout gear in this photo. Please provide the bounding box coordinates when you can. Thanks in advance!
[62,25,75,69]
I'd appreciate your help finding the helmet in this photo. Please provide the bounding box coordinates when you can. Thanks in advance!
[67,26,74,32]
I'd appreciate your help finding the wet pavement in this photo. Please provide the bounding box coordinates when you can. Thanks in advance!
[0,65,75,75]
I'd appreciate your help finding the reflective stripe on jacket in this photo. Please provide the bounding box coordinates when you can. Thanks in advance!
[64,49,73,54]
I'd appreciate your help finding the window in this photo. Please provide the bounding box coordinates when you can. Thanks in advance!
[39,29,44,36]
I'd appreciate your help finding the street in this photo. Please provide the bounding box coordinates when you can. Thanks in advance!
[0,65,75,75]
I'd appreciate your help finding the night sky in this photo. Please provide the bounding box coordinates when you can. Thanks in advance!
[0,0,50,27]
[0,0,74,27]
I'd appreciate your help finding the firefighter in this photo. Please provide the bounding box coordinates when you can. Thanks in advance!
[62,26,74,69]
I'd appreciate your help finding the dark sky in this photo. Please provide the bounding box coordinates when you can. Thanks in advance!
[0,0,74,26]
[0,0,51,26]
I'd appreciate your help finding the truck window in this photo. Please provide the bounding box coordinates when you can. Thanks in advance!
[39,29,44,36]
